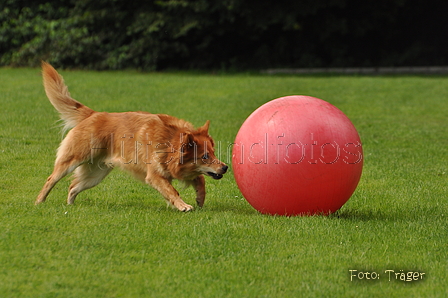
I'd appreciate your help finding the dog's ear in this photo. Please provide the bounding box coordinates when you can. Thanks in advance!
[182,132,195,145]
[197,120,210,134]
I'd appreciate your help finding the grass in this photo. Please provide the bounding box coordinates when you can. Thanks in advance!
[0,67,447,297]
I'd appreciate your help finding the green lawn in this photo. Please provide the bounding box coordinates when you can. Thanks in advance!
[0,67,447,297]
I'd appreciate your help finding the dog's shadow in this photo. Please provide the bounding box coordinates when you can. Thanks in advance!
[76,197,441,223]
[201,205,259,216]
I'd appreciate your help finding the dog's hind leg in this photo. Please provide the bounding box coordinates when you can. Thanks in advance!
[67,161,112,204]
[36,132,97,205]
[36,158,81,204]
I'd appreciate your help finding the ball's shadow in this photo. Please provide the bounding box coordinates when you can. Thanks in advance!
[331,207,439,222]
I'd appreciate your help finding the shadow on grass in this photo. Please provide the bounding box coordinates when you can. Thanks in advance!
[204,204,259,216]
[65,196,445,223]
[331,206,444,222]
[331,209,392,221]
[75,196,260,216]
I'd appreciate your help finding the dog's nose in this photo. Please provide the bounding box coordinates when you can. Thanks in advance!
[222,165,228,173]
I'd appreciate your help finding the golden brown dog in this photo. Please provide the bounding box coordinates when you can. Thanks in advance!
[36,62,227,211]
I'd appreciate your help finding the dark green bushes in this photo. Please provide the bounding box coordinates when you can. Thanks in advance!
[1,0,447,70]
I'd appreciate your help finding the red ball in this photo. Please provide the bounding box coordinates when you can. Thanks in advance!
[232,96,363,216]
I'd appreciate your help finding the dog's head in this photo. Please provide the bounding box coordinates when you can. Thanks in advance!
[179,120,228,180]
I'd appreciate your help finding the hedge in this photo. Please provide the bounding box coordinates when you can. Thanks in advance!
[1,0,447,70]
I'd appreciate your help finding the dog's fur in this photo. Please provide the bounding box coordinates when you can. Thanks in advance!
[36,62,227,211]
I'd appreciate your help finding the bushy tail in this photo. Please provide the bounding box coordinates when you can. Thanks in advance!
[41,61,94,131]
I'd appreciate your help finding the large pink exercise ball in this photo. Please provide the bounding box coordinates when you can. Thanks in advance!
[232,96,363,216]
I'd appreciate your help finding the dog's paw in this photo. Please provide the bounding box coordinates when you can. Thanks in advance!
[174,201,194,212]
[196,197,205,208]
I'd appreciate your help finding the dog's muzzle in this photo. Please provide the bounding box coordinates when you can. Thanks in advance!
[207,165,228,180]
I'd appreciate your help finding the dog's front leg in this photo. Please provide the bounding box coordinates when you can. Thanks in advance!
[192,175,206,207]
[145,172,193,212]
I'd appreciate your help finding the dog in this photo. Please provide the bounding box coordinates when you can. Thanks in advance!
[36,62,228,211]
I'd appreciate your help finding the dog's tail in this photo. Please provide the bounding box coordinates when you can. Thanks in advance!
[42,61,94,131]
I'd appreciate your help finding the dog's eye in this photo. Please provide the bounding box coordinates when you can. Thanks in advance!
[202,153,209,160]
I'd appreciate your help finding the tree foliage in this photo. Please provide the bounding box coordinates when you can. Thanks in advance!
[1,0,447,70]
